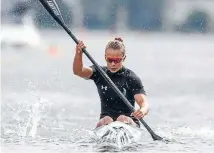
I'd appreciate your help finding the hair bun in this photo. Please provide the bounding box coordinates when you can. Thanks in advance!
[115,37,123,42]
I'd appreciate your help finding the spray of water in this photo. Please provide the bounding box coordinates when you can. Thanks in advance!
[2,81,52,138]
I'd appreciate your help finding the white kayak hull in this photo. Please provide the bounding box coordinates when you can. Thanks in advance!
[93,121,144,147]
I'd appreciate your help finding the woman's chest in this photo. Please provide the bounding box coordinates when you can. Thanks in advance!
[96,76,127,98]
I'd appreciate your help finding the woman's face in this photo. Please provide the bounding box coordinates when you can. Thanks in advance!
[105,48,125,73]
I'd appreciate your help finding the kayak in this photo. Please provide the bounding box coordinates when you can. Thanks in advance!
[93,121,144,147]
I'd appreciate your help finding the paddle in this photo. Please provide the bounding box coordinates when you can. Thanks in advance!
[39,0,163,141]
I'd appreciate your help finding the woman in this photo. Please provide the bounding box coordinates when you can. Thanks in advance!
[73,37,149,128]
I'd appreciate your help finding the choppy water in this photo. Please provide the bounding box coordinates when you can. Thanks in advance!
[1,31,214,152]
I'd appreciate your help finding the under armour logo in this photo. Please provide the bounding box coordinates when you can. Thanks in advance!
[101,85,107,90]
[123,88,126,96]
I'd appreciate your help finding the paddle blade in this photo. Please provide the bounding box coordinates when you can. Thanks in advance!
[152,133,163,141]
[139,118,163,141]
[39,0,79,44]
[39,0,64,22]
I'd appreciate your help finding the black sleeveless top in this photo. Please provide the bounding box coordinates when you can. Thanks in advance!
[89,65,146,118]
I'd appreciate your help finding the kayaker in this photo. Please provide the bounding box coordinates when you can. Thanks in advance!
[73,37,149,128]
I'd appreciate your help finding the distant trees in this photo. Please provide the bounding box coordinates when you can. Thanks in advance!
[34,0,164,31]
[32,0,211,33]
[175,10,209,33]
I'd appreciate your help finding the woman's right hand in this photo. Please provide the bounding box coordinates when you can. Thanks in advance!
[76,40,86,54]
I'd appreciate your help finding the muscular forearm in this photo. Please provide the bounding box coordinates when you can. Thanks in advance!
[140,99,149,115]
[73,52,83,75]
[73,41,93,79]
[135,94,149,115]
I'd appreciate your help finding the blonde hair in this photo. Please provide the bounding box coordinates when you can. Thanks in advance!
[105,37,125,55]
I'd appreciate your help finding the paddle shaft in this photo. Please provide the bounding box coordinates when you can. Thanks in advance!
[39,0,163,141]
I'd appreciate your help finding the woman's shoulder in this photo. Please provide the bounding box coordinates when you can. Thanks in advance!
[124,67,144,86]
[124,67,138,78]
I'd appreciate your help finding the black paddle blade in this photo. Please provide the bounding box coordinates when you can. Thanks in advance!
[139,118,163,141]
[151,133,163,141]
[39,0,79,44]
[39,0,64,22]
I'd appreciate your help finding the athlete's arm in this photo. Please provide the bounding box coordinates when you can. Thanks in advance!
[73,41,93,79]
[127,71,149,119]
[134,94,149,117]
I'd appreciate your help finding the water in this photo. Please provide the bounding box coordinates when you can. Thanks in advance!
[1,31,214,152]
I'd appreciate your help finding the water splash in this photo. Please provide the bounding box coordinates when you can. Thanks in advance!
[28,96,52,137]
[2,87,52,138]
